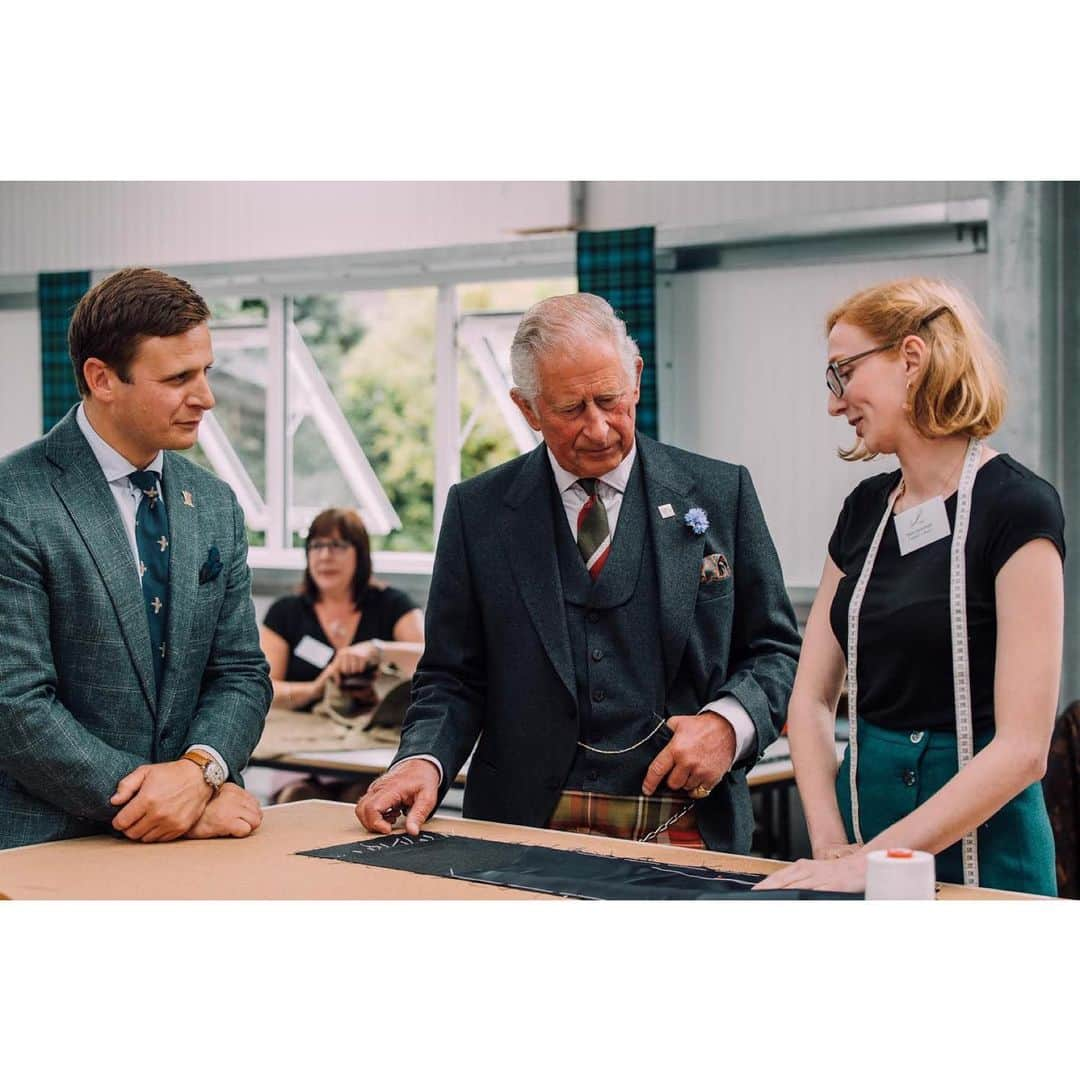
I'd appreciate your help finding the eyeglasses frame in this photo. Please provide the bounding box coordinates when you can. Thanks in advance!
[306,539,354,555]
[826,306,949,399]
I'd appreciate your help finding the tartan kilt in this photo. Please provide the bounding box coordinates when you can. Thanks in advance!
[547,789,705,848]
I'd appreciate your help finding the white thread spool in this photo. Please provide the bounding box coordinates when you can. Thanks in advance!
[865,849,936,900]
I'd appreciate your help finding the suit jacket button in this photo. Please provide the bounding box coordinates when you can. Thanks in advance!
[902,768,917,787]
[159,727,169,741]
[586,610,600,624]
[591,648,604,661]
[591,688,605,703]
[909,731,924,744]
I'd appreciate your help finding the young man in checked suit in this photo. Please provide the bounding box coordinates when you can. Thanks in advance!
[358,293,801,852]
[0,268,271,850]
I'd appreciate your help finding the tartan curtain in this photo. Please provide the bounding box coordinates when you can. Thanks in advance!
[576,226,657,438]
[38,271,90,432]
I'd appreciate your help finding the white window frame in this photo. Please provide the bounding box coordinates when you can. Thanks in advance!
[177,236,576,574]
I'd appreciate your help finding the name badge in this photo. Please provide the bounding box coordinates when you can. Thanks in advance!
[894,495,951,556]
[294,634,335,669]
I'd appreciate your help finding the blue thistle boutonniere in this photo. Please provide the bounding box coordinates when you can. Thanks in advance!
[684,507,709,535]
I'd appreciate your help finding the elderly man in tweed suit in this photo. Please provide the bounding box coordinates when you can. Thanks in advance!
[358,293,800,853]
[0,268,271,850]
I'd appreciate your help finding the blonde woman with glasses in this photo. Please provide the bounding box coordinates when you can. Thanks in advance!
[757,278,1064,895]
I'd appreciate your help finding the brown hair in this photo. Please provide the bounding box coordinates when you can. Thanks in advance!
[302,508,373,606]
[68,267,211,396]
[826,277,1008,461]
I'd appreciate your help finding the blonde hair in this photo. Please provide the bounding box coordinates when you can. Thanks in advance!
[826,277,1007,461]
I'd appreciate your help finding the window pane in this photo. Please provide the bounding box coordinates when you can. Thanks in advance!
[183,297,270,547]
[456,278,576,479]
[292,289,436,553]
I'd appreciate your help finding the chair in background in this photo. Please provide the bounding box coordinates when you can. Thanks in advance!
[1042,700,1080,899]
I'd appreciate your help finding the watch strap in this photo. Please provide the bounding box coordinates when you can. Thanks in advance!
[183,749,213,770]
[182,749,224,790]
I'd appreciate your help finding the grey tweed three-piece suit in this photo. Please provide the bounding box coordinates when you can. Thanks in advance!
[0,408,270,849]
[395,434,801,853]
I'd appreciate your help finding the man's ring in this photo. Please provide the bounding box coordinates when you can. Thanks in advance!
[689,784,712,799]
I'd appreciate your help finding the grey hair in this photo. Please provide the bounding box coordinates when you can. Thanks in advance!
[509,293,640,401]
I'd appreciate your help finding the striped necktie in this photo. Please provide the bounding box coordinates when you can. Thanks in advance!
[129,469,171,692]
[576,478,611,580]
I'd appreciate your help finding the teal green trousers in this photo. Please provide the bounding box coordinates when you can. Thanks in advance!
[837,721,1057,896]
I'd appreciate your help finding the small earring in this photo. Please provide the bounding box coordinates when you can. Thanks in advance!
[902,382,912,412]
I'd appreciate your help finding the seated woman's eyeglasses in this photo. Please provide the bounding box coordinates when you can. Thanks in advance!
[308,540,352,554]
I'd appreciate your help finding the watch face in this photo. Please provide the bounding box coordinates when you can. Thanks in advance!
[206,762,226,788]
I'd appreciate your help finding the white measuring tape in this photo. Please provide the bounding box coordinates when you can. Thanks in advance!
[846,437,983,887]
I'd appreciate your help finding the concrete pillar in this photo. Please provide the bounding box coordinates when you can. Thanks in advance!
[988,181,1080,706]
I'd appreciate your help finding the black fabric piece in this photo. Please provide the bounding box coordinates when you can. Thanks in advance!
[298,833,862,900]
[828,454,1065,734]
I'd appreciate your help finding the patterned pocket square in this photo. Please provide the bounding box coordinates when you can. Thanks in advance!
[198,545,223,584]
[700,552,731,584]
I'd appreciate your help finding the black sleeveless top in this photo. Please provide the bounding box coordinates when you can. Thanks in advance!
[263,586,418,710]
[828,455,1065,733]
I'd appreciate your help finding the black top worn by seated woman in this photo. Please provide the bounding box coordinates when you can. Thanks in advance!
[828,454,1066,733]
[263,586,418,712]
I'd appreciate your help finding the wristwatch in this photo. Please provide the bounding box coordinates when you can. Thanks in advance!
[182,749,226,792]
[370,639,385,667]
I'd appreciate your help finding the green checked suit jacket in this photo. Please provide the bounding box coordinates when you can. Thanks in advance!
[0,408,271,849]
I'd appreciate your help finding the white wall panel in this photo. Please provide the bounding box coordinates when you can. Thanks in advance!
[660,252,990,588]
[0,309,42,455]
[586,181,990,231]
[0,182,573,275]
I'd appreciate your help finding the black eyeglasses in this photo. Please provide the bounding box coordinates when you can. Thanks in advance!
[307,539,352,554]
[826,306,949,398]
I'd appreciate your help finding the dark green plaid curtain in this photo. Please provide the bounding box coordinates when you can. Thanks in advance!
[576,226,657,437]
[39,271,90,432]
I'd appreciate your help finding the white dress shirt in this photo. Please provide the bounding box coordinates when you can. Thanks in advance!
[399,441,756,785]
[546,442,637,541]
[75,403,228,782]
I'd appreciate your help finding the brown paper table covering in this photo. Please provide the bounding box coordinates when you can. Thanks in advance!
[0,801,1041,900]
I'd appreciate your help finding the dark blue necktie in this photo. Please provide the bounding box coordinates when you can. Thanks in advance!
[129,469,170,692]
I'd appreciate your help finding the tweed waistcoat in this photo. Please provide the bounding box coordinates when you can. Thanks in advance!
[552,456,668,794]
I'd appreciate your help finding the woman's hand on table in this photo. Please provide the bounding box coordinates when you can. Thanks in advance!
[813,841,863,861]
[752,850,869,893]
[330,641,381,681]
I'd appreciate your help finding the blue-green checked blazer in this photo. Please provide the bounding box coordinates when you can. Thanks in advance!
[0,408,271,849]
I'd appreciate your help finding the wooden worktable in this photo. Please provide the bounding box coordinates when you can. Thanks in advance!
[0,800,1033,900]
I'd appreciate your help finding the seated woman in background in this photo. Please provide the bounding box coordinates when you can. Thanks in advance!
[758,277,1064,896]
[261,507,424,716]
